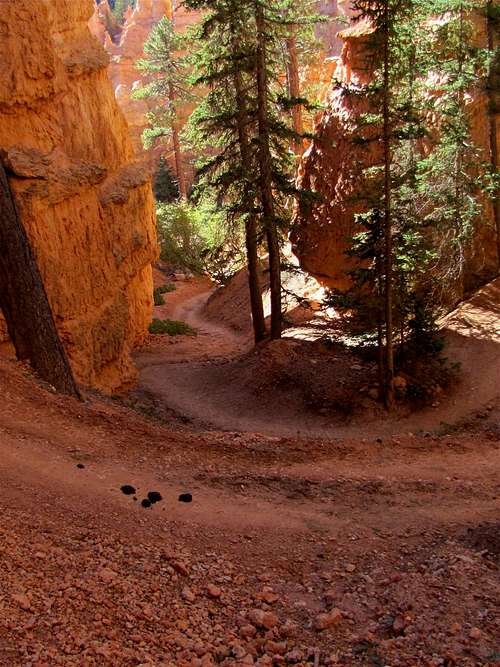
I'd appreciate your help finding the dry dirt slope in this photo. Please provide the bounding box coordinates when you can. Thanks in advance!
[0,354,499,666]
[137,275,500,439]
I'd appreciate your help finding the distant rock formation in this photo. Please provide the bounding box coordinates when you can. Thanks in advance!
[89,0,200,185]
[291,20,380,290]
[0,0,157,393]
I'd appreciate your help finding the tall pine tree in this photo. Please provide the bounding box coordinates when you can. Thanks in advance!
[134,17,191,199]
[185,0,319,341]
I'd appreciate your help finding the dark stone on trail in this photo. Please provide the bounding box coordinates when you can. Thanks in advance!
[76,464,85,469]
[376,438,383,444]
[141,499,152,508]
[133,497,138,502]
[178,493,193,503]
[148,491,162,504]
[121,485,136,496]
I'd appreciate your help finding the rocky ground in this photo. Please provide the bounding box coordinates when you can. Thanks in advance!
[0,354,499,666]
[1,275,500,667]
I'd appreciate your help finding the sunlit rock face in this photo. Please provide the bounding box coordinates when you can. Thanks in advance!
[292,15,499,296]
[316,0,353,56]
[96,0,173,164]
[89,0,121,45]
[291,21,381,290]
[0,0,157,393]
[89,0,200,182]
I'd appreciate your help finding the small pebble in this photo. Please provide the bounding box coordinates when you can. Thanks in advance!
[121,485,136,496]
[76,464,85,469]
[179,493,193,503]
[141,499,152,508]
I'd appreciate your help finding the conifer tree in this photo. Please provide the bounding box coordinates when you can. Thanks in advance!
[331,0,495,406]
[349,0,419,406]
[484,0,499,264]
[154,156,180,202]
[134,17,191,199]
[185,0,319,341]
[419,0,492,295]
[185,0,267,342]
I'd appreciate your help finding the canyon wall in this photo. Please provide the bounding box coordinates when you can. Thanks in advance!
[291,20,381,289]
[104,0,173,162]
[292,16,500,296]
[0,0,157,393]
[90,0,201,184]
[90,1,348,183]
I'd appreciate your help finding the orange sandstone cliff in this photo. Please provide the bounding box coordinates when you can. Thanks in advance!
[90,0,202,183]
[0,0,157,393]
[291,20,381,290]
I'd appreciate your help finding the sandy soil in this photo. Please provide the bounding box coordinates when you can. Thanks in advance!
[0,357,499,666]
[1,274,499,666]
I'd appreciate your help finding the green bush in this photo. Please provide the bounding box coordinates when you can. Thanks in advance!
[154,157,180,203]
[156,198,244,281]
[153,288,165,306]
[158,282,176,294]
[153,282,177,306]
[148,319,197,336]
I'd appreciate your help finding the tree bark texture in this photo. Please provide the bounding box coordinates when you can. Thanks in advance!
[286,31,304,155]
[382,2,394,408]
[231,33,267,343]
[255,1,282,340]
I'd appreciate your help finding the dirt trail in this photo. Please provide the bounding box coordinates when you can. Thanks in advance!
[137,277,248,369]
[1,278,498,666]
[137,275,500,438]
[0,356,499,665]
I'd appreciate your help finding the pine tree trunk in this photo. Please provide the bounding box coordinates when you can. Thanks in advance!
[255,1,282,340]
[169,83,187,200]
[486,0,500,266]
[231,30,266,343]
[172,120,187,200]
[382,2,394,408]
[376,252,385,401]
[0,161,81,398]
[286,31,304,155]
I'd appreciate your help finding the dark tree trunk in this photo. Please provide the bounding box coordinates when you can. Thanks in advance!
[486,0,500,266]
[255,1,282,340]
[0,161,81,398]
[231,39,267,343]
[382,2,394,408]
[168,83,187,200]
[286,31,304,155]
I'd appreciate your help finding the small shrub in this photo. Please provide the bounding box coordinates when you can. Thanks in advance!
[158,282,176,294]
[156,197,244,280]
[153,288,166,306]
[148,319,197,336]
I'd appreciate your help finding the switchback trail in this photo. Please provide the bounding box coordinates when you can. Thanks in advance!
[136,274,500,439]
[0,355,498,665]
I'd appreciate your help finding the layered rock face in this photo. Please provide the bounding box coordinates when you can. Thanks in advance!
[103,0,173,161]
[0,0,157,393]
[90,0,201,184]
[291,21,381,289]
[292,17,499,295]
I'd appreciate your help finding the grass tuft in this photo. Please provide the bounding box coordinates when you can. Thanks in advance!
[148,319,197,336]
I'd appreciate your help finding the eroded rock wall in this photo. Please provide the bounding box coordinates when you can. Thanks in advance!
[291,21,381,289]
[90,0,201,184]
[292,17,499,295]
[0,0,157,393]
